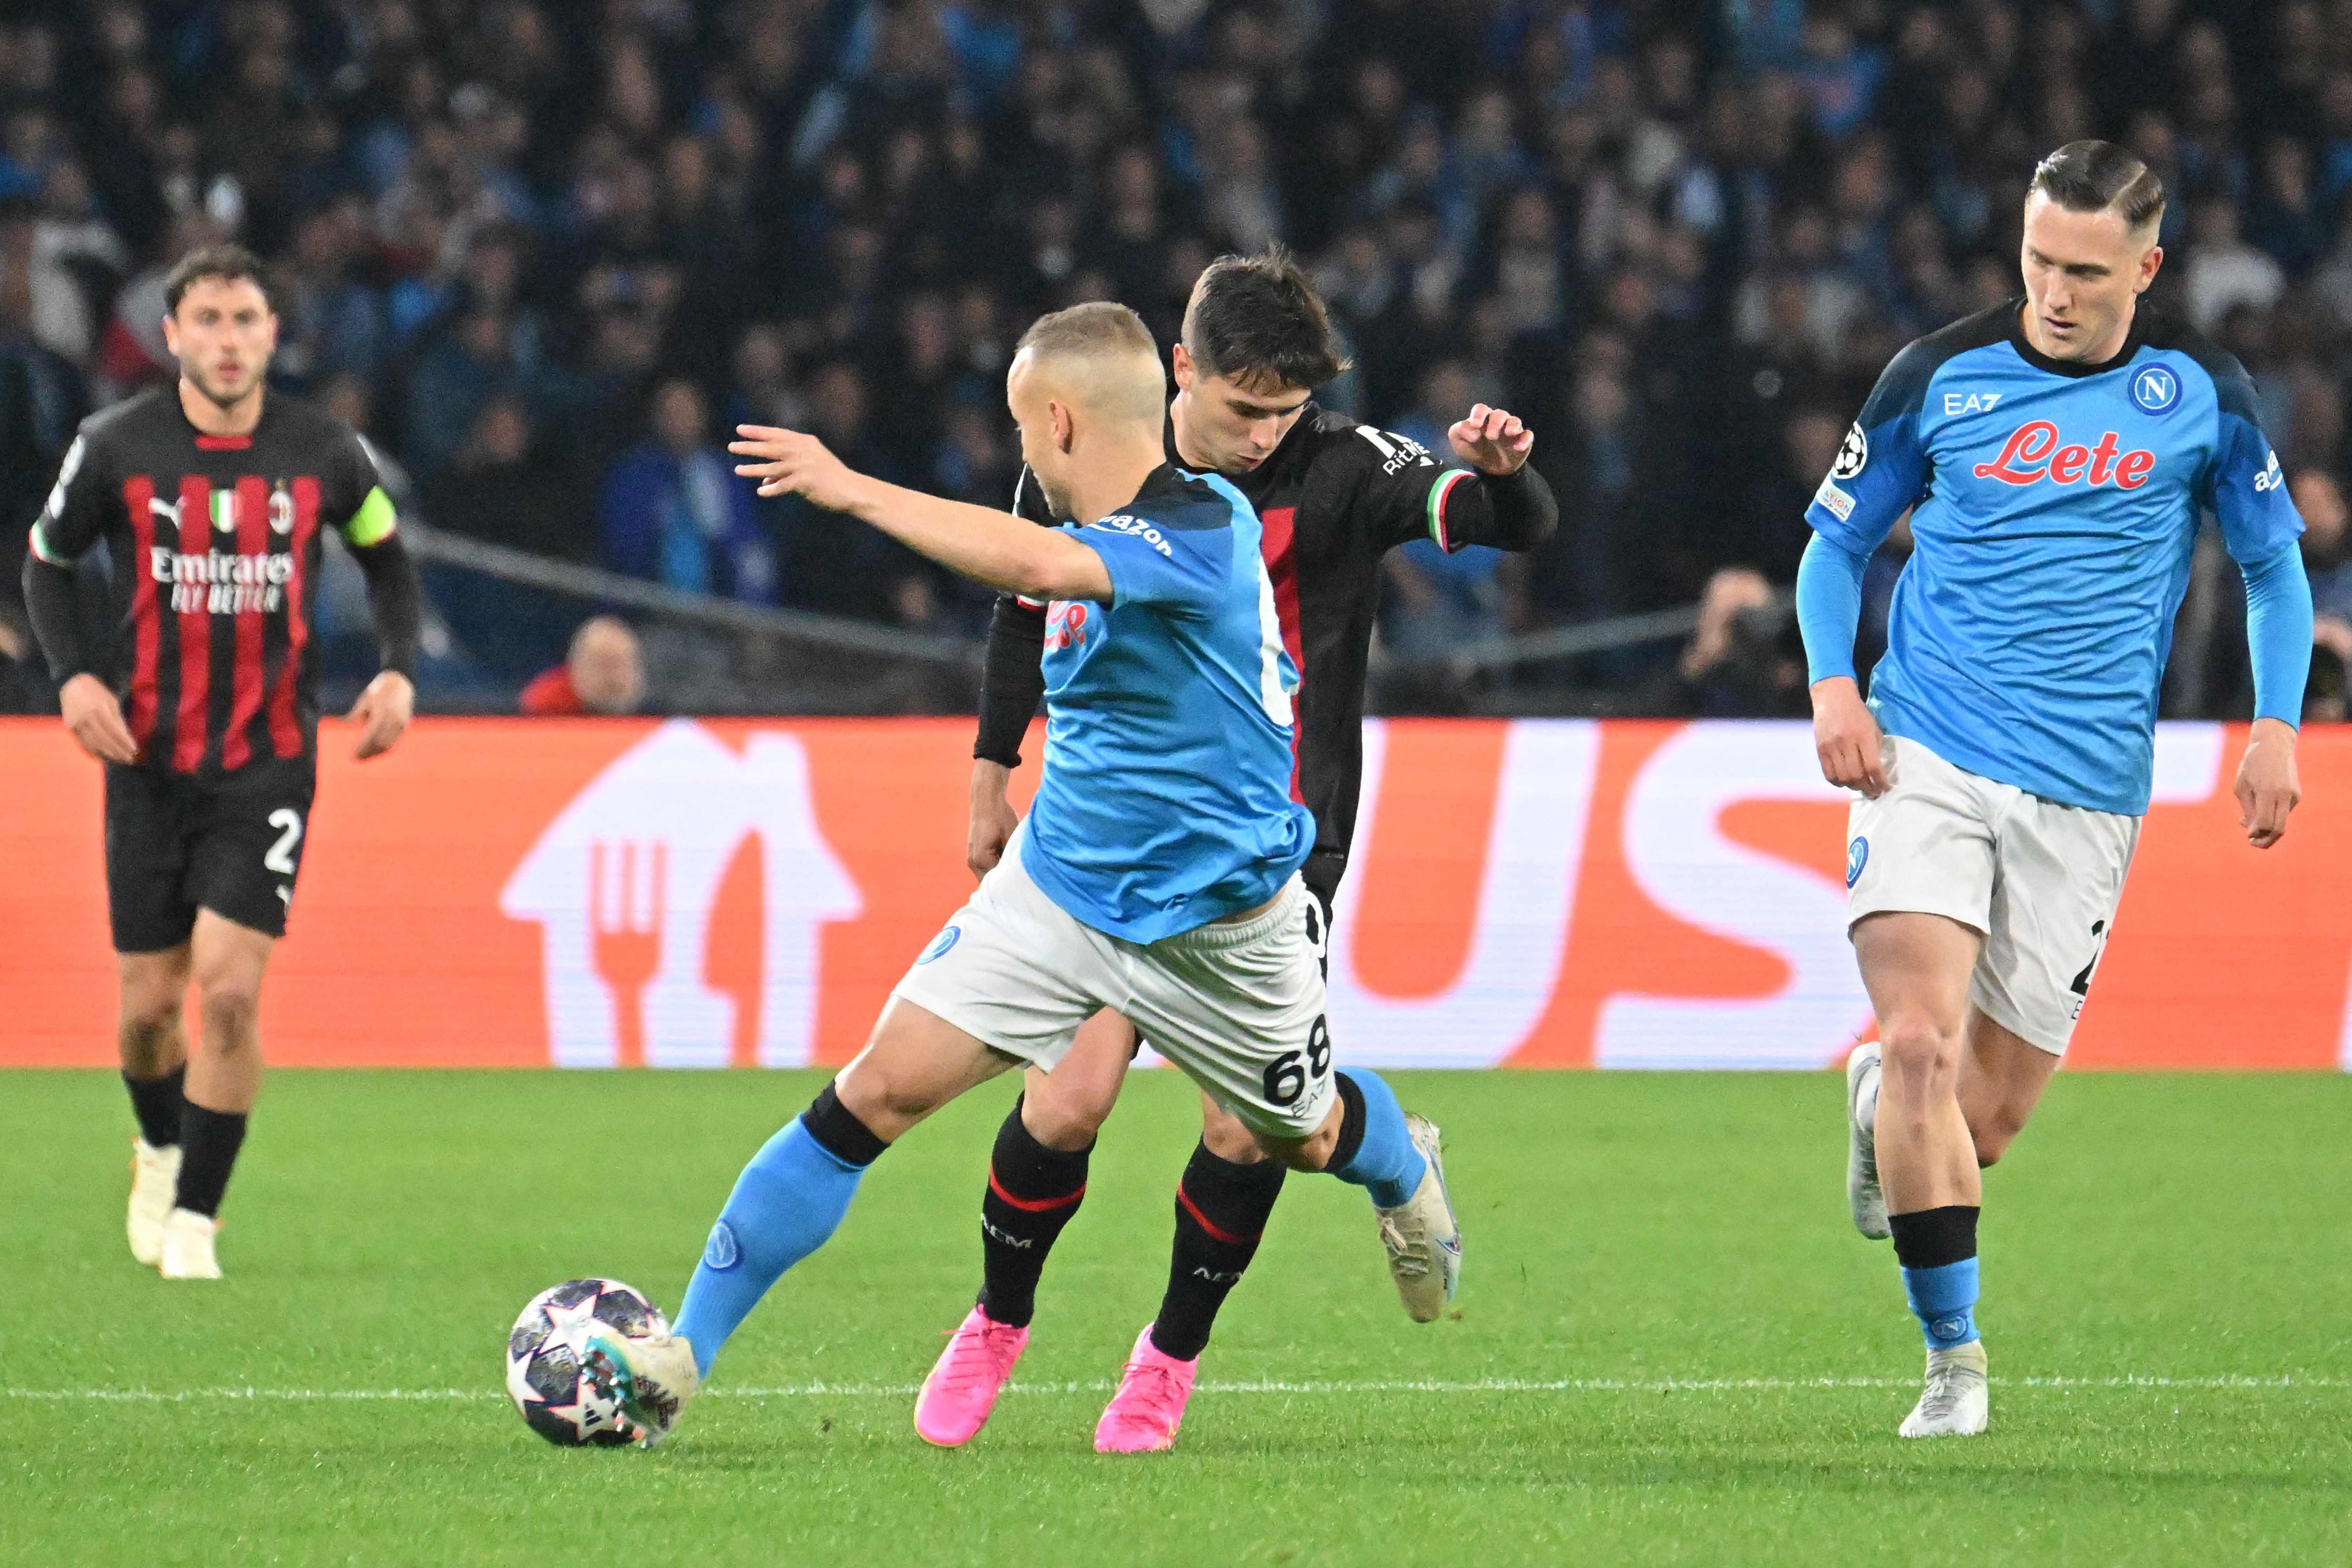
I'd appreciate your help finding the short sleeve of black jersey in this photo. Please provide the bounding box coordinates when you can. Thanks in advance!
[973,464,1054,767]
[26,424,111,566]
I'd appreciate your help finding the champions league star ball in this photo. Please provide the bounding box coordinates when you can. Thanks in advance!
[505,1278,667,1447]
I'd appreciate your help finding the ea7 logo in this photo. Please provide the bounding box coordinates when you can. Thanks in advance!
[2254,449,2285,492]
[1941,391,2003,415]
[1972,421,2155,489]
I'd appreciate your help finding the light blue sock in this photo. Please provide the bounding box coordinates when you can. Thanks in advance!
[1900,1258,1981,1350]
[672,1117,872,1378]
[1329,1069,1425,1209]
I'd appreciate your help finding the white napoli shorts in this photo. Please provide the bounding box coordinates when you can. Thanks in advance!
[890,823,1335,1138]
[1846,734,2141,1057]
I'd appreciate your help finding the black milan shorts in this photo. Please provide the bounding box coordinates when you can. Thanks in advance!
[104,757,317,951]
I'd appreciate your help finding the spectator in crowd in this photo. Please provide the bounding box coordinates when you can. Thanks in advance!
[424,397,588,563]
[2294,468,2352,623]
[598,377,773,604]
[2310,611,2351,724]
[0,0,2344,718]
[521,616,647,716]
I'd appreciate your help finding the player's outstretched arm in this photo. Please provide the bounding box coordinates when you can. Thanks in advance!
[1446,404,1534,476]
[1398,404,1557,553]
[731,426,1112,602]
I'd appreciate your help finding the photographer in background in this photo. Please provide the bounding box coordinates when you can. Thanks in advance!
[1636,566,1811,718]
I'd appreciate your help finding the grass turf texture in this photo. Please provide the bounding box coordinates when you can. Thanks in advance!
[4,1070,2347,1566]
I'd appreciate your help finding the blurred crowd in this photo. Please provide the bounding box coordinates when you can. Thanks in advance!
[1,0,2350,718]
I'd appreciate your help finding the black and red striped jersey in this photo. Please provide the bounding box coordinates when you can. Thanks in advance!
[29,386,397,777]
[983,404,1557,903]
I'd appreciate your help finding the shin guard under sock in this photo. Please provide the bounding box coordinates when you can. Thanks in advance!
[124,1066,185,1150]
[1890,1204,1981,1348]
[1150,1142,1286,1361]
[1327,1069,1424,1209]
[173,1102,246,1217]
[976,1096,1091,1329]
[673,1084,886,1378]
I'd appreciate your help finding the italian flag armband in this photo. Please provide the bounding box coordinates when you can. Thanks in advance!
[1426,468,1474,553]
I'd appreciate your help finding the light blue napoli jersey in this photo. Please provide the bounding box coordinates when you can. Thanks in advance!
[1022,464,1314,943]
[1806,300,2304,814]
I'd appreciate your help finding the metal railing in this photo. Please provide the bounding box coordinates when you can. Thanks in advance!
[402,523,982,669]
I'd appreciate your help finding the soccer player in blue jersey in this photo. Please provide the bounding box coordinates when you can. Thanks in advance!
[1798,142,2312,1438]
[586,302,1459,1449]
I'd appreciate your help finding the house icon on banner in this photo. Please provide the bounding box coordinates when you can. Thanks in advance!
[501,721,863,1068]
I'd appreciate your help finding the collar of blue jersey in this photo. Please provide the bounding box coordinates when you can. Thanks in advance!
[1131,462,1192,504]
[2004,294,2151,380]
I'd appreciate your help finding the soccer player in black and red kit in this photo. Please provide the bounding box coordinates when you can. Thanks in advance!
[21,246,422,1279]
[919,251,1557,1450]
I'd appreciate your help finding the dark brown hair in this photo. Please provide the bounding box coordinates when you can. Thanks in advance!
[164,244,277,316]
[1181,247,1350,393]
[2028,140,2166,232]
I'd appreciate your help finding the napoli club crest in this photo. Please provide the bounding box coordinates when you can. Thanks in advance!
[2130,365,2179,414]
[1846,836,1870,888]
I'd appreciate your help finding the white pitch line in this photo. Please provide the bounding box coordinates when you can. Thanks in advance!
[2,1375,2345,1403]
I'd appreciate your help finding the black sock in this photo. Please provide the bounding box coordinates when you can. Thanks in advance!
[1888,1205,1979,1270]
[975,1097,1090,1329]
[1150,1143,1287,1361]
[802,1082,889,1167]
[123,1067,185,1149]
[1326,1070,1367,1172]
[174,1103,249,1218]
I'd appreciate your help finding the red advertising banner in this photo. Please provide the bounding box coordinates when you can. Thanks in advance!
[4,717,2346,1070]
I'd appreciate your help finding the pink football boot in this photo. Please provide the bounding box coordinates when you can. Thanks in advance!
[914,1304,1030,1447]
[1092,1325,1197,1453]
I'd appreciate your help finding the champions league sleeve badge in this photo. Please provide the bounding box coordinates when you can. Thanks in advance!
[1833,422,1868,478]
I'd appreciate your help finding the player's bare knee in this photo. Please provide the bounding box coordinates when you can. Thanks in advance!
[118,983,182,1040]
[197,977,262,1046]
[117,1011,181,1075]
[1020,1075,1110,1153]
[1877,1015,1961,1082]
[1200,1105,1263,1164]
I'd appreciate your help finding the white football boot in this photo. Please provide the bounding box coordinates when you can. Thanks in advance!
[128,1139,181,1267]
[1846,1043,1890,1240]
[158,1208,222,1280]
[584,1327,702,1448]
[1899,1341,1990,1438]
[1376,1114,1462,1322]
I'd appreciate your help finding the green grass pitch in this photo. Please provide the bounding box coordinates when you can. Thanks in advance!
[4,1068,2347,1566]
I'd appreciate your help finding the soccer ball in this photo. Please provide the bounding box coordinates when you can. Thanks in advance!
[505,1278,667,1447]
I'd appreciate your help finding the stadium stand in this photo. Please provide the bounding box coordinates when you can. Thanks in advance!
[0,0,2346,717]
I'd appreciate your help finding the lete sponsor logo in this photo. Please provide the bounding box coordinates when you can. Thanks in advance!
[1972,421,2156,489]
